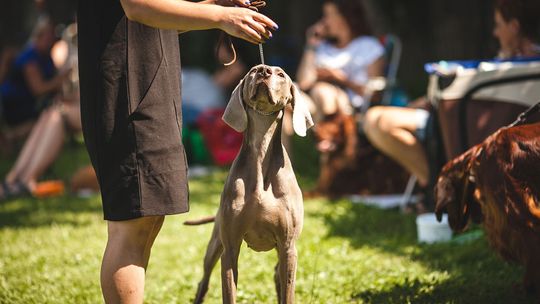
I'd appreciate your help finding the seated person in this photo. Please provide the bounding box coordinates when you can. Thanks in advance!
[0,22,79,200]
[295,0,385,122]
[363,0,540,210]
[0,17,69,143]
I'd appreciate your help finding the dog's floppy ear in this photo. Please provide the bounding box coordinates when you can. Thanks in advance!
[435,146,480,232]
[223,79,247,133]
[290,83,314,137]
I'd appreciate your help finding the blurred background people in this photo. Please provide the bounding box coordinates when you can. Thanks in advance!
[363,0,540,211]
[296,0,385,122]
[0,20,79,200]
[0,17,70,147]
[493,0,540,59]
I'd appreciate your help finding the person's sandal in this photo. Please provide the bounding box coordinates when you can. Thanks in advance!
[0,181,13,202]
[11,180,32,198]
[0,180,31,202]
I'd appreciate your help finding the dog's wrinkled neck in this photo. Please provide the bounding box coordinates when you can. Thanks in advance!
[242,108,286,189]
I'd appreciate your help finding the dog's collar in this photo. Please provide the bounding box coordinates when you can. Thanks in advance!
[245,103,281,116]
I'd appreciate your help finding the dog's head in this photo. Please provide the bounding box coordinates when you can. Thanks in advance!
[223,64,313,136]
[313,113,351,153]
[435,145,483,232]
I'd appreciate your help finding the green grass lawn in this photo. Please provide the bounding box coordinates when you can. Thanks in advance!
[0,142,535,304]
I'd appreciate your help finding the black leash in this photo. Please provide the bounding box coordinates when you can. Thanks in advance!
[507,101,540,128]
[215,0,267,66]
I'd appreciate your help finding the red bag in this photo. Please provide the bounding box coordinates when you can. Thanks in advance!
[196,108,243,166]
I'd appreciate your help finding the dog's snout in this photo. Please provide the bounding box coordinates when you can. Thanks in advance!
[258,66,272,78]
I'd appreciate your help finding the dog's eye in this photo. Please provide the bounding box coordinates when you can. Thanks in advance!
[277,72,285,78]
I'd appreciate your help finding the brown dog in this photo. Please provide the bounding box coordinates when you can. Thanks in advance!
[305,111,409,198]
[435,122,540,297]
[189,64,313,304]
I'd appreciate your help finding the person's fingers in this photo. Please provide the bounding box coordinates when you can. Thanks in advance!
[241,24,264,44]
[247,18,272,39]
[237,30,261,44]
[231,0,250,6]
[251,12,278,31]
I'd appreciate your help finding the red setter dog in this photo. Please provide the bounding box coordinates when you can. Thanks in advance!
[435,122,540,297]
[305,112,409,198]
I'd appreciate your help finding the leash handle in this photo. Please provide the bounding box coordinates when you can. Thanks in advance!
[215,0,267,66]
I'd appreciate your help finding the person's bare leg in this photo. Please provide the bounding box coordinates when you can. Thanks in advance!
[5,112,52,184]
[309,82,351,119]
[14,103,81,191]
[364,106,429,187]
[142,216,165,268]
[62,102,82,132]
[16,109,66,191]
[101,215,165,304]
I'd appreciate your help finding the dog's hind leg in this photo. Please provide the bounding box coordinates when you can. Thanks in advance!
[193,225,223,304]
[273,263,281,304]
[277,242,298,304]
[220,236,242,304]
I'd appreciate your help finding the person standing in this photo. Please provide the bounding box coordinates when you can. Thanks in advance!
[76,1,277,303]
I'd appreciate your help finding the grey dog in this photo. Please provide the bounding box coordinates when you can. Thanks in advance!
[188,64,313,304]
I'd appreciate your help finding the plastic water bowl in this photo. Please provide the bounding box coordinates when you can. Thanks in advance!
[416,213,452,244]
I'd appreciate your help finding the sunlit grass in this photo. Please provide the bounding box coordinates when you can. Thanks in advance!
[0,142,534,303]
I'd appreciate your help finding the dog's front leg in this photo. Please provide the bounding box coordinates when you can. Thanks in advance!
[220,237,242,304]
[277,243,298,304]
[194,225,223,304]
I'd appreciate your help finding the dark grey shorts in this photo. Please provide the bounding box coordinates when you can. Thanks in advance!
[79,17,189,221]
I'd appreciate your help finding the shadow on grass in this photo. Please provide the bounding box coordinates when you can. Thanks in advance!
[351,275,538,304]
[321,202,535,304]
[0,195,102,228]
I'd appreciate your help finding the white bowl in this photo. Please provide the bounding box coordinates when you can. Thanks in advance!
[416,213,452,244]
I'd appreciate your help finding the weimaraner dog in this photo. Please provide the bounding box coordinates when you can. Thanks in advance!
[187,64,313,304]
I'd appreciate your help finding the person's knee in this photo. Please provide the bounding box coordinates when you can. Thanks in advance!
[310,82,337,103]
[310,82,340,115]
[363,106,385,136]
[371,108,399,135]
[107,216,164,249]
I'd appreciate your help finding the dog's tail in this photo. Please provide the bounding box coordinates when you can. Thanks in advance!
[183,216,216,226]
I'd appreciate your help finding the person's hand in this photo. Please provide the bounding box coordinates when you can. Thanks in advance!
[215,0,250,7]
[316,68,347,85]
[306,21,326,48]
[218,7,277,44]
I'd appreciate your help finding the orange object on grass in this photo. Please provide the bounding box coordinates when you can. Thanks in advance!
[33,180,65,198]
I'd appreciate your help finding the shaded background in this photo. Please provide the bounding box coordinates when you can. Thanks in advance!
[1,0,499,98]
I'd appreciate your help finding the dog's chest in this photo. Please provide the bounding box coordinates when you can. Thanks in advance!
[240,190,303,252]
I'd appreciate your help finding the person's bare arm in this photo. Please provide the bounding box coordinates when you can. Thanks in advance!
[23,62,68,97]
[296,22,324,91]
[120,0,276,44]
[317,56,386,96]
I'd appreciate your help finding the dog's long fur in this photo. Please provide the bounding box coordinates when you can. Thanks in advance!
[190,65,313,304]
[435,122,540,297]
[305,112,409,198]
